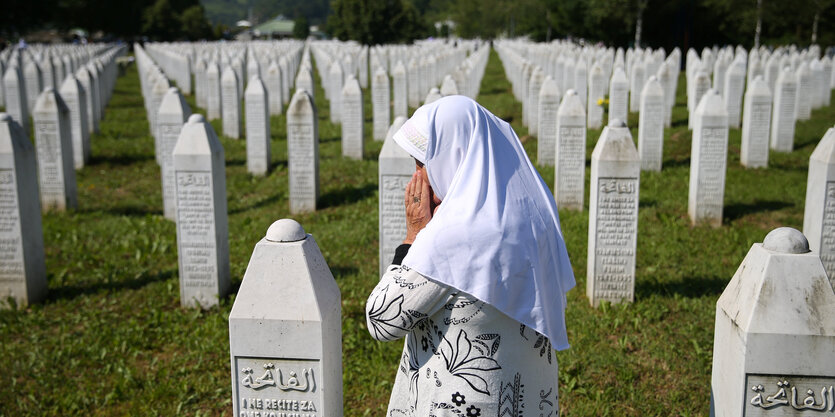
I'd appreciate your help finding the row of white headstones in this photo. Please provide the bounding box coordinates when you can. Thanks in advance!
[0,43,127,308]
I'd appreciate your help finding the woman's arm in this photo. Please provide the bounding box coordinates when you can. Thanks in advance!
[365,245,452,341]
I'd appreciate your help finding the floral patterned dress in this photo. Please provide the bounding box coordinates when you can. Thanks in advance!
[366,246,560,417]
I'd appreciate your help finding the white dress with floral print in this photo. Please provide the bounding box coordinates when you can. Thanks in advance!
[366,263,560,417]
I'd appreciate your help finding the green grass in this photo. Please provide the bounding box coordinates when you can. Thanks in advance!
[1,49,834,416]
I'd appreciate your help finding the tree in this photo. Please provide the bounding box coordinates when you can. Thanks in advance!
[142,0,181,40]
[293,15,310,39]
[327,0,427,44]
[181,5,212,40]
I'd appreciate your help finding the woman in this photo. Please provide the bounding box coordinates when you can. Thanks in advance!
[366,95,575,417]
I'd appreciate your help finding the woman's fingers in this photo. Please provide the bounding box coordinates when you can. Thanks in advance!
[419,174,431,214]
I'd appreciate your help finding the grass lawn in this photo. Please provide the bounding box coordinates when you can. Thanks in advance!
[1,47,834,416]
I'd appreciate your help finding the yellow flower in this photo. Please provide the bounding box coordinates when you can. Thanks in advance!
[596,98,604,106]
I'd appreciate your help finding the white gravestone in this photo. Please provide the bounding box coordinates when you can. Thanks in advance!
[78,66,100,134]
[229,219,342,417]
[723,59,746,129]
[245,76,271,176]
[392,61,408,119]
[608,67,629,126]
[341,76,364,160]
[587,63,606,129]
[527,67,544,136]
[440,75,459,96]
[207,62,222,121]
[33,88,77,212]
[554,89,586,211]
[587,118,640,307]
[574,59,588,107]
[173,114,231,309]
[266,60,283,116]
[710,227,835,417]
[629,62,645,112]
[296,65,315,104]
[689,70,711,130]
[638,75,665,172]
[0,114,46,308]
[803,126,835,283]
[158,87,192,221]
[150,77,171,165]
[537,77,561,166]
[4,66,30,136]
[378,117,410,275]
[221,67,242,139]
[740,76,773,168]
[424,88,442,105]
[287,90,319,214]
[770,67,798,153]
[24,60,43,114]
[795,62,812,121]
[372,67,390,141]
[59,75,90,170]
[689,90,728,227]
[329,61,343,124]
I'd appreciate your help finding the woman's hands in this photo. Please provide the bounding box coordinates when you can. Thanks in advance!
[404,170,433,244]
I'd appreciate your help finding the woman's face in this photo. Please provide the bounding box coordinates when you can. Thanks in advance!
[415,160,442,213]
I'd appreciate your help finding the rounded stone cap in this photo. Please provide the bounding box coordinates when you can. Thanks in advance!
[266,219,307,242]
[608,118,626,128]
[763,227,810,254]
[188,113,205,124]
[565,89,576,96]
[168,87,179,94]
[0,113,10,122]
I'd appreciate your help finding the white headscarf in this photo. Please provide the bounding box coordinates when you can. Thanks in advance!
[392,95,575,350]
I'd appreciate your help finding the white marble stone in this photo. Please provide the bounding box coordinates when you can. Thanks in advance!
[424,87,442,105]
[629,62,645,112]
[158,87,191,220]
[740,76,772,168]
[266,60,283,116]
[392,61,408,119]
[689,69,711,130]
[608,67,629,126]
[245,76,270,176]
[723,58,746,129]
[341,76,363,160]
[688,90,728,227]
[207,61,222,121]
[59,75,89,170]
[150,76,171,164]
[295,65,314,105]
[587,63,606,129]
[372,67,390,141]
[329,61,343,124]
[0,113,46,308]
[710,227,835,416]
[638,75,665,171]
[770,67,798,153]
[802,126,835,282]
[4,66,30,135]
[378,116,410,275]
[527,67,544,135]
[574,59,588,107]
[229,219,342,417]
[173,113,230,309]
[537,76,560,166]
[287,89,319,214]
[554,89,587,211]
[440,75,459,96]
[795,61,812,121]
[33,88,77,212]
[221,67,242,139]
[24,59,43,114]
[587,118,640,307]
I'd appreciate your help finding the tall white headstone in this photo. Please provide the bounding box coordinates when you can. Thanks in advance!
[158,87,191,221]
[392,61,408,119]
[537,77,561,166]
[689,70,711,130]
[59,75,90,169]
[229,219,342,417]
[341,76,363,160]
[740,76,773,168]
[372,67,390,141]
[587,63,606,129]
[440,75,459,96]
[245,76,270,176]
[554,89,587,211]
[378,117,410,275]
[0,113,46,308]
[723,58,746,129]
[587,118,640,307]
[638,75,665,171]
[608,67,629,125]
[173,114,231,309]
[329,61,343,124]
[33,88,77,211]
[207,61,222,120]
[221,67,242,139]
[295,65,314,104]
[287,89,319,214]
[802,126,835,281]
[266,60,283,116]
[527,67,544,136]
[4,66,29,135]
[795,61,813,121]
[710,227,835,416]
[689,90,728,227]
[770,67,798,153]
[23,59,43,114]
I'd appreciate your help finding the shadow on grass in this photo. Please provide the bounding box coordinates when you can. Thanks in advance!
[47,269,177,302]
[723,200,793,222]
[319,183,377,209]
[270,160,288,171]
[79,205,162,217]
[662,157,691,168]
[88,153,155,166]
[330,265,359,280]
[636,275,728,298]
[229,193,282,215]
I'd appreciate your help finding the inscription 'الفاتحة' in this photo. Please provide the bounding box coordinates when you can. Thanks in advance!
[749,379,834,412]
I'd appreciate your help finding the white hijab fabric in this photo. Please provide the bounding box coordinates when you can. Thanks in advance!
[392,95,575,350]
